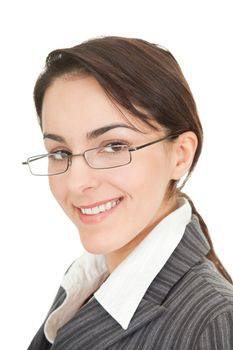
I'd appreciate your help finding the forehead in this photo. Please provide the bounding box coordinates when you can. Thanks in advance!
[41,75,159,137]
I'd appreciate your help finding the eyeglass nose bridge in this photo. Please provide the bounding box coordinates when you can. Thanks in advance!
[67,151,93,171]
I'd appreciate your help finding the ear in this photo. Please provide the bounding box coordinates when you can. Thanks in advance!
[171,131,198,181]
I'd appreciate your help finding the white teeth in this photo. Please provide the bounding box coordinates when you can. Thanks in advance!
[85,208,92,215]
[92,207,100,214]
[99,204,106,212]
[80,199,121,215]
[106,202,112,210]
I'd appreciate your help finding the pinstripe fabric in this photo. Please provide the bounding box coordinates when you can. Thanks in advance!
[27,215,233,349]
[194,310,233,349]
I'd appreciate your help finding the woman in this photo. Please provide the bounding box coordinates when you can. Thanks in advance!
[24,36,233,349]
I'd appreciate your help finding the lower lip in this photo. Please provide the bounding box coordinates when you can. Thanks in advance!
[75,198,123,224]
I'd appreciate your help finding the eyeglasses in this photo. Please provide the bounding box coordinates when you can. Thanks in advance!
[22,133,180,176]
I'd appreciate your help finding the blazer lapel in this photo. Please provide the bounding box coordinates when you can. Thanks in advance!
[143,214,210,305]
[51,294,166,349]
[51,214,210,350]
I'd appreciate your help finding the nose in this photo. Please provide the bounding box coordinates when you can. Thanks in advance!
[66,154,101,193]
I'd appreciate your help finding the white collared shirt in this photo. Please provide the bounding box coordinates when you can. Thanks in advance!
[45,198,191,343]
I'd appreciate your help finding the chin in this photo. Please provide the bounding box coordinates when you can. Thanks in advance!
[81,239,111,255]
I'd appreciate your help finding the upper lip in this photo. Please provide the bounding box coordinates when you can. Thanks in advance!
[77,196,123,209]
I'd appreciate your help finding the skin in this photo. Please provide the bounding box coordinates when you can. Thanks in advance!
[42,75,198,273]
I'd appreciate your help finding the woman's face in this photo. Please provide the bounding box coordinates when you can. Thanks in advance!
[42,75,179,258]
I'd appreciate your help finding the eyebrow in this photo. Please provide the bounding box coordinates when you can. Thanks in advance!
[43,123,141,142]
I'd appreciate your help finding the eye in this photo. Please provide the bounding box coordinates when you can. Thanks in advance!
[102,142,129,153]
[50,150,72,160]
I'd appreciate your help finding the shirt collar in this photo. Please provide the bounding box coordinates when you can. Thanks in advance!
[45,198,191,342]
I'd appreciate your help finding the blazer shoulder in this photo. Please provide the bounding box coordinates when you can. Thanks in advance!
[182,257,233,328]
[192,258,233,306]
[159,258,233,349]
[194,309,233,349]
[163,257,233,331]
[165,257,233,309]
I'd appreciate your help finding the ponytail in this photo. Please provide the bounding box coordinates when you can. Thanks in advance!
[179,192,232,284]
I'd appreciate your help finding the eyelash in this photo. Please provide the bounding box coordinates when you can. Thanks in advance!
[50,148,71,155]
[101,139,130,148]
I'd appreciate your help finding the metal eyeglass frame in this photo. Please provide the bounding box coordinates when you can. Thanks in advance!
[22,132,181,176]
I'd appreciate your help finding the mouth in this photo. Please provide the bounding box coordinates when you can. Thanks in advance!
[75,196,124,224]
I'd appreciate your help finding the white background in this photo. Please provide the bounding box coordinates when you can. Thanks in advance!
[1,1,232,348]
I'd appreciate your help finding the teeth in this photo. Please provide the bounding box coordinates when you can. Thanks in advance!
[106,202,112,210]
[99,204,105,212]
[80,199,120,215]
[85,208,92,215]
[92,207,100,214]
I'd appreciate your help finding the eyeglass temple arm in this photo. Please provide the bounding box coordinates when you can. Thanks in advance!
[129,133,180,152]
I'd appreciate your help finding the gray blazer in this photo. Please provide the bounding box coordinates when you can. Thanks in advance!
[28,215,233,349]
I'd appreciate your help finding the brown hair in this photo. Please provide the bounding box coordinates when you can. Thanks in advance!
[33,36,232,283]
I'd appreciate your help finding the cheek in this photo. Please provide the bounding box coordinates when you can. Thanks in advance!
[114,153,170,195]
[130,155,172,216]
[107,159,170,228]
[49,178,66,203]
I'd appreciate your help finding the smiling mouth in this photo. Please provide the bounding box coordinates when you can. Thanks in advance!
[78,197,123,215]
